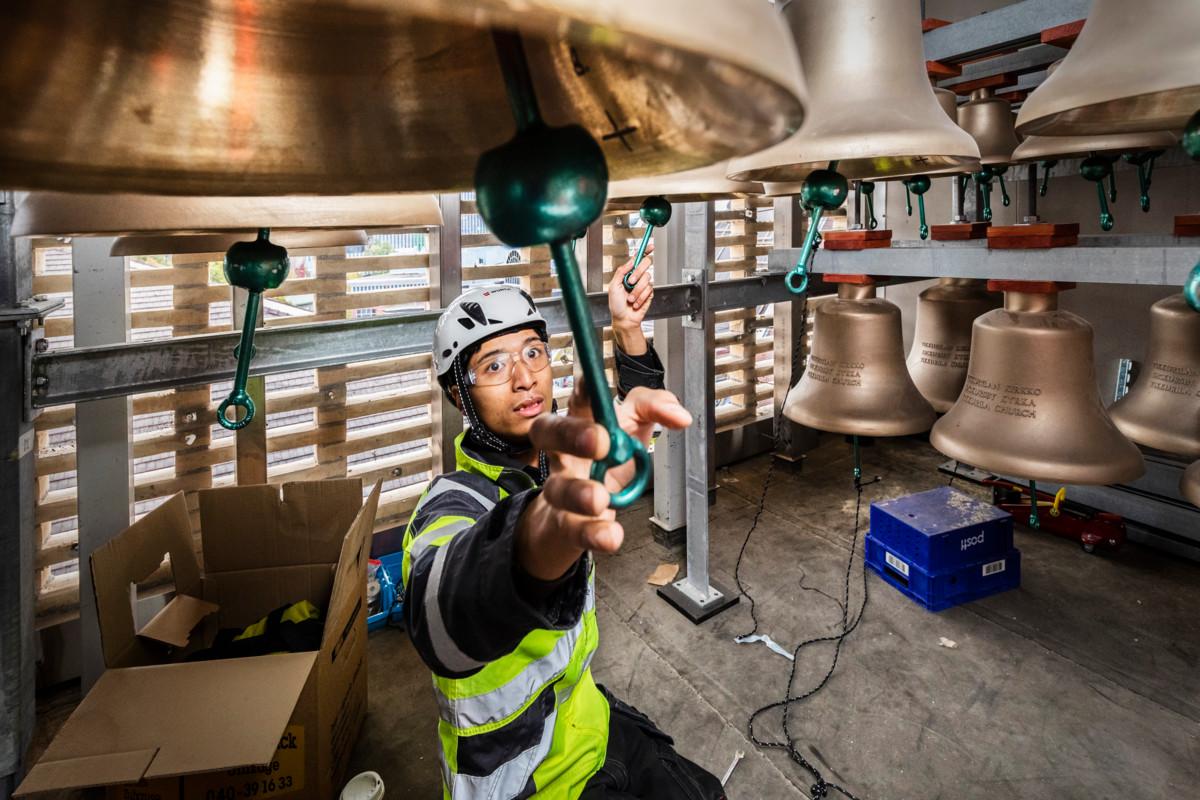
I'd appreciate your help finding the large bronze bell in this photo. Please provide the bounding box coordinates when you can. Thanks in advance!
[1183,461,1200,507]
[727,0,979,182]
[1016,0,1200,136]
[907,279,1000,413]
[13,193,443,236]
[607,162,762,207]
[0,0,806,194]
[957,89,1021,165]
[1108,295,1200,458]
[930,282,1145,485]
[784,277,936,436]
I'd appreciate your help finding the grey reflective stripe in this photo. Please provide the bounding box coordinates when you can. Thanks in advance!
[424,543,486,674]
[450,708,558,800]
[416,478,496,517]
[435,577,596,730]
[409,518,473,567]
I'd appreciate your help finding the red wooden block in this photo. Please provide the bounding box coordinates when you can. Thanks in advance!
[822,229,893,251]
[1041,19,1086,49]
[987,222,1079,249]
[927,60,961,79]
[922,18,952,33]
[931,222,990,241]
[996,90,1028,104]
[1175,214,1200,237]
[823,274,880,285]
[987,280,1076,295]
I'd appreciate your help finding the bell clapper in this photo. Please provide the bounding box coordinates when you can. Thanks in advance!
[622,196,671,291]
[860,181,878,230]
[218,228,290,431]
[993,166,1011,208]
[475,29,648,508]
[973,169,994,222]
[1039,160,1057,197]
[1080,156,1116,231]
[1027,480,1041,530]
[1122,150,1164,212]
[903,176,932,240]
[788,163,848,294]
[851,436,881,491]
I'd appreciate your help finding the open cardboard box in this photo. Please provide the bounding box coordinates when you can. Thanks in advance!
[17,479,381,799]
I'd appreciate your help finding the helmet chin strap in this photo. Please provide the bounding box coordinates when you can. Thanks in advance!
[454,355,549,482]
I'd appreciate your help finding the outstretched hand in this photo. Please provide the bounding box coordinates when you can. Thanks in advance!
[515,381,691,580]
[608,246,654,355]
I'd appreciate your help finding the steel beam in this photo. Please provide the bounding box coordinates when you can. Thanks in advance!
[430,195,464,475]
[923,0,1092,64]
[649,211,687,537]
[69,237,132,692]
[770,236,1200,286]
[937,43,1066,91]
[31,277,797,408]
[0,192,37,795]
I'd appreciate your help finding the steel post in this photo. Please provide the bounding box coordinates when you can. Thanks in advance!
[649,214,686,537]
[430,194,464,475]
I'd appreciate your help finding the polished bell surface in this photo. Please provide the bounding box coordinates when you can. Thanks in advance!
[1016,0,1200,136]
[784,280,936,436]
[1011,130,1178,162]
[110,229,369,258]
[930,285,1145,484]
[934,88,959,122]
[1182,461,1200,507]
[727,0,979,183]
[0,0,806,195]
[1108,295,1200,457]
[13,193,443,237]
[607,162,761,207]
[907,279,1000,413]
[957,89,1021,165]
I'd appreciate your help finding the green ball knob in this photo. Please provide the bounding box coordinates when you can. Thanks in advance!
[1183,110,1200,162]
[475,122,607,247]
[973,170,992,185]
[860,181,875,196]
[905,175,932,195]
[1080,156,1111,183]
[224,229,289,293]
[801,169,849,212]
[639,195,672,228]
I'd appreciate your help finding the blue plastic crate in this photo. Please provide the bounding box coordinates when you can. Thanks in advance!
[870,487,1012,575]
[866,535,1020,612]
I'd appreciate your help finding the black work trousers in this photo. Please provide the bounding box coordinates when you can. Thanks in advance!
[581,688,728,800]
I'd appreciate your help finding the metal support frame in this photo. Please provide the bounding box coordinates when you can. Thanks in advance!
[923,0,1092,64]
[431,194,464,475]
[0,193,37,795]
[657,203,739,624]
[69,237,133,692]
[649,211,687,537]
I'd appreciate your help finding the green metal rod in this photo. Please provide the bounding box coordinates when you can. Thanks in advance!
[1039,161,1056,197]
[916,193,928,240]
[1184,110,1200,161]
[788,209,821,294]
[1107,169,1118,204]
[1095,181,1114,231]
[218,291,262,430]
[975,172,994,222]
[853,435,863,484]
[1028,480,1040,529]
[551,240,650,507]
[861,182,877,230]
[493,29,541,132]
[623,226,655,292]
[997,171,1010,207]
[904,184,913,216]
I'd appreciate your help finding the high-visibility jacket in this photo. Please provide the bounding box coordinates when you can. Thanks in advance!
[402,434,607,799]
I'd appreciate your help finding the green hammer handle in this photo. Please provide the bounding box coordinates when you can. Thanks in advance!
[623,226,655,292]
[218,291,262,431]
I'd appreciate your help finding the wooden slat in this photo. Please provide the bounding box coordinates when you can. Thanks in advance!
[319,287,430,312]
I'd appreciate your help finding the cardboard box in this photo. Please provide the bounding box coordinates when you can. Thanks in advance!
[17,479,381,799]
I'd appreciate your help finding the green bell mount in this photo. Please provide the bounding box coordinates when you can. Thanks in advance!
[218,229,290,430]
[475,28,650,509]
[622,196,672,292]
[786,163,848,295]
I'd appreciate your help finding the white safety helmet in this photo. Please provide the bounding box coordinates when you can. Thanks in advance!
[433,285,547,380]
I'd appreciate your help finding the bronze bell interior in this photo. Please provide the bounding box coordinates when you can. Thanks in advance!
[907,279,1001,413]
[784,278,936,437]
[930,282,1146,485]
[1108,295,1200,458]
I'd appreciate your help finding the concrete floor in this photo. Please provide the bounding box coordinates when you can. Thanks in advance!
[348,436,1200,799]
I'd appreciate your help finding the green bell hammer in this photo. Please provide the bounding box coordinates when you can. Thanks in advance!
[1123,150,1165,212]
[859,181,877,230]
[218,229,290,430]
[1080,155,1116,231]
[474,29,650,509]
[1039,160,1057,197]
[622,196,671,292]
[786,165,847,295]
[902,175,931,240]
